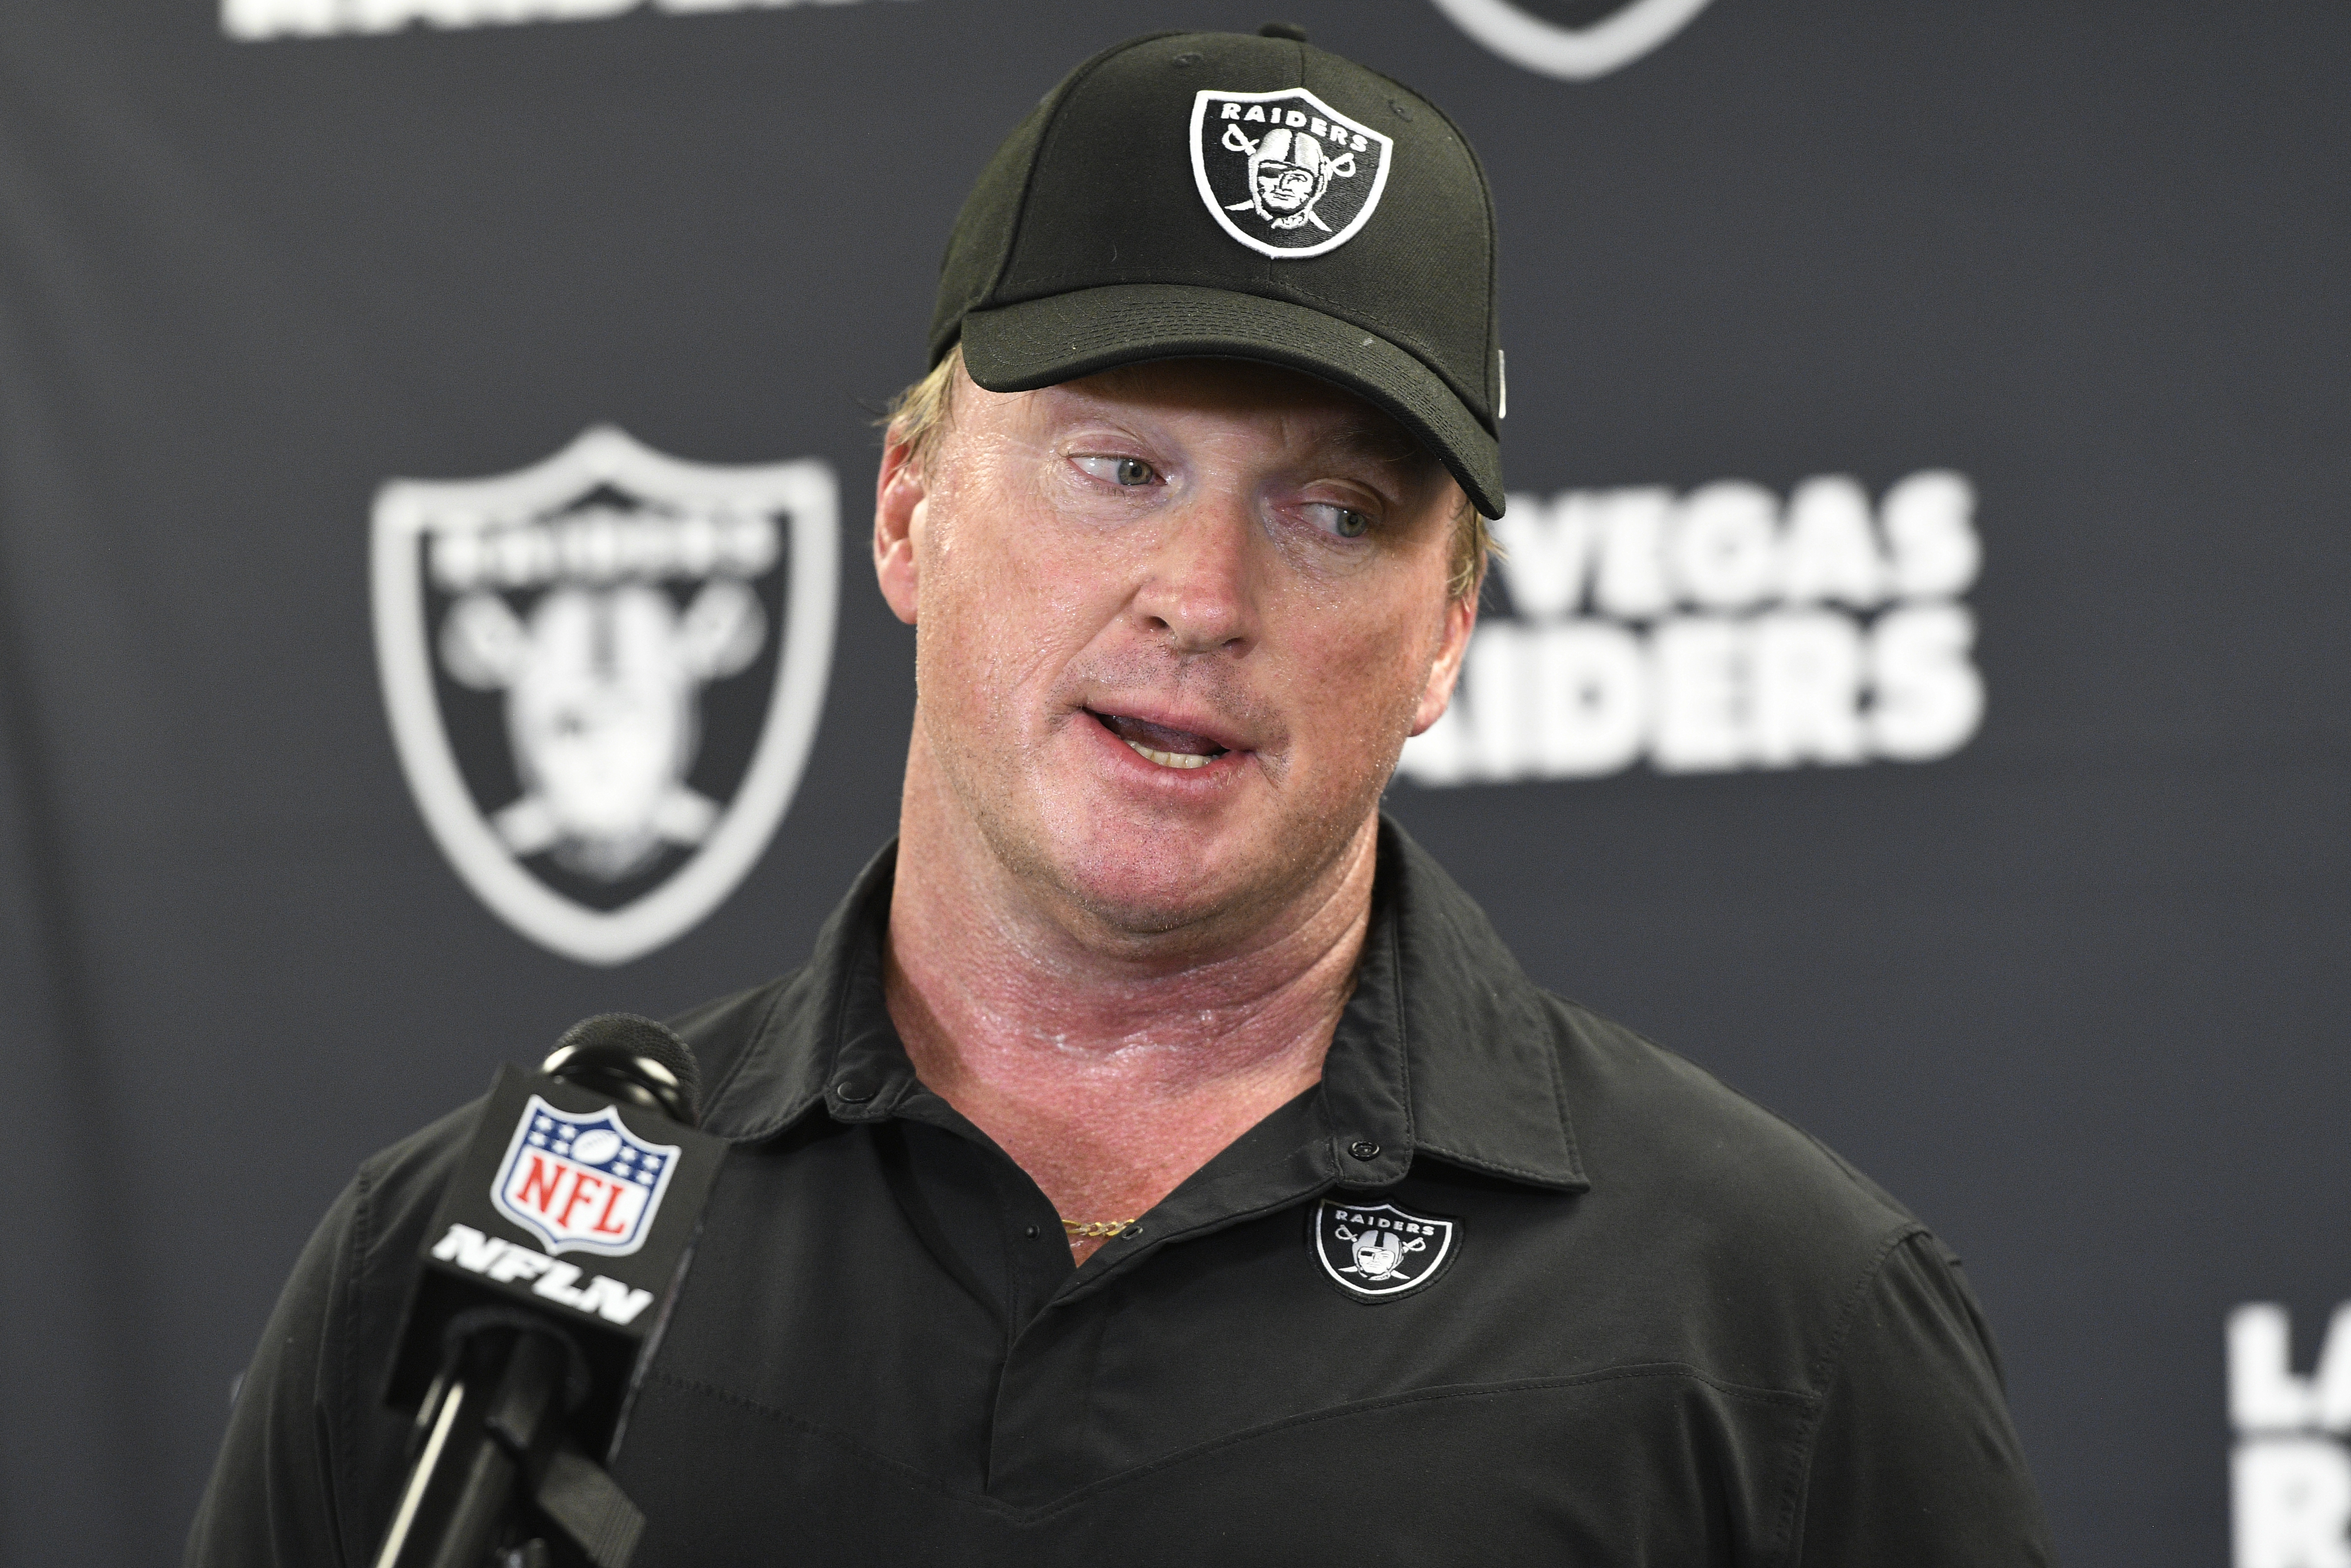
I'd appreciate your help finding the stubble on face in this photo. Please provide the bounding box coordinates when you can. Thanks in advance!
[897,358,1467,963]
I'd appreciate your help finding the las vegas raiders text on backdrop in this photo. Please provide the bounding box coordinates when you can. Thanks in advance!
[1400,469,1984,784]
[222,0,908,40]
[1190,90,1394,261]
[372,426,838,966]
[2228,1301,2351,1568]
[223,0,1718,87]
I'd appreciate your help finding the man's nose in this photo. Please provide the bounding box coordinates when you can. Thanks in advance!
[1131,492,1259,656]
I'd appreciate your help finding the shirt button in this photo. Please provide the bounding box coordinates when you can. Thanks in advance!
[1024,1225,1040,1240]
[1348,1139,1381,1161]
[835,1080,875,1103]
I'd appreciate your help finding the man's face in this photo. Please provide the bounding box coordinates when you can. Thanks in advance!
[1258,162,1317,212]
[875,357,1475,942]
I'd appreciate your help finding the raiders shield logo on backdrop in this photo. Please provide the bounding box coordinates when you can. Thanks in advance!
[492,1094,682,1258]
[1190,88,1393,259]
[1425,0,1717,81]
[373,426,838,966]
[1313,1198,1457,1300]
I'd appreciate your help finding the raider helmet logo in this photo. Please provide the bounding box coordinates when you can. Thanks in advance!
[373,426,838,966]
[1312,1198,1457,1300]
[1190,88,1393,259]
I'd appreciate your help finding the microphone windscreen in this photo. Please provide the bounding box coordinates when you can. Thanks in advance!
[546,1013,703,1125]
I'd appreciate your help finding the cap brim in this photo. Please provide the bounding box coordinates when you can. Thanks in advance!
[958,283,1505,518]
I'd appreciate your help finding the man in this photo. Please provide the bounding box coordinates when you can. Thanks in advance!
[190,25,2056,1564]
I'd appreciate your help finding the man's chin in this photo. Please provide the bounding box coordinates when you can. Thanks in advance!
[988,805,1307,943]
[1010,797,1371,948]
[1047,828,1257,936]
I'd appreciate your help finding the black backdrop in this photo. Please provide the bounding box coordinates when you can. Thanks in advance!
[2,2,2346,1562]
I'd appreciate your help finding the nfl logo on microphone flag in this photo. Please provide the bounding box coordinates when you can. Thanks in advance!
[492,1096,681,1258]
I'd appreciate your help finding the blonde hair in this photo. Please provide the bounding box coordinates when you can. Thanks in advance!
[882,344,1493,602]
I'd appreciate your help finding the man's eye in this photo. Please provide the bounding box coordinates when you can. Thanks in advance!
[1076,455,1158,487]
[1310,504,1373,539]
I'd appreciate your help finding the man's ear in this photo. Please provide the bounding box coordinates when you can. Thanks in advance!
[873,432,925,626]
[1408,583,1480,738]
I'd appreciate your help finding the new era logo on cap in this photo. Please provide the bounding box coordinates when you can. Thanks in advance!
[1189,89,1394,259]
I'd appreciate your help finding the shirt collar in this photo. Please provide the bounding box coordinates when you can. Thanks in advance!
[1330,818,1586,1190]
[699,817,1586,1194]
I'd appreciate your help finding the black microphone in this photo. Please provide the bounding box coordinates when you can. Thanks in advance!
[373,1015,727,1568]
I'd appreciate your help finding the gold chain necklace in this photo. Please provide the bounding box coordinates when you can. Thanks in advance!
[1061,1218,1136,1239]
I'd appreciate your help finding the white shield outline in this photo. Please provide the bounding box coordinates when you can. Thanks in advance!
[1426,0,1717,81]
[1189,88,1395,261]
[372,425,838,966]
[490,1094,681,1258]
[1314,1198,1457,1299]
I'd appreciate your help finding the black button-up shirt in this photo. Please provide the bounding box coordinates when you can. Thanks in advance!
[188,821,2055,1564]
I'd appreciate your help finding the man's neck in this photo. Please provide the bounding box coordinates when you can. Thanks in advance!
[883,744,1379,1260]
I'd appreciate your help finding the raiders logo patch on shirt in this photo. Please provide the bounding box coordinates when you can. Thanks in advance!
[1189,88,1394,259]
[1312,1198,1457,1300]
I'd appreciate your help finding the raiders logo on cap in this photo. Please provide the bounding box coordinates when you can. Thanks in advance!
[1312,1198,1457,1301]
[1189,88,1394,259]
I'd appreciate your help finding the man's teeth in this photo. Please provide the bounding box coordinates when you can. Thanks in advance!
[1124,738,1215,770]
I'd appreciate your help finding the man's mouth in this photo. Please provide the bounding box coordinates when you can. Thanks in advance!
[1088,709,1232,771]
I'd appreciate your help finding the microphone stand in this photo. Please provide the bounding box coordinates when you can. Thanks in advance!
[375,1323,596,1568]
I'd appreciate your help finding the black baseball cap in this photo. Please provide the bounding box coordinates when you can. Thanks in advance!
[928,27,1508,518]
